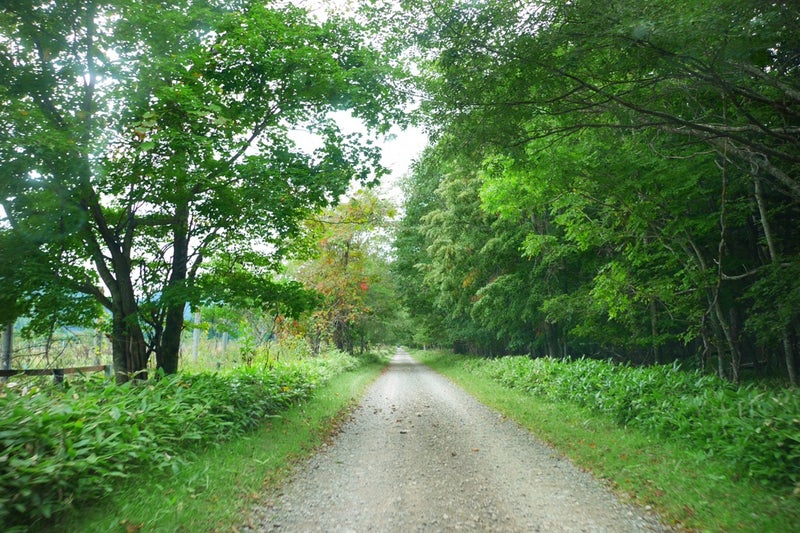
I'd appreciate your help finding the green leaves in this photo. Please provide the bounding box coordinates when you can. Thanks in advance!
[467,355,800,487]
[1,0,408,376]
[294,190,402,352]
[392,0,800,379]
[196,266,318,319]
[0,349,360,528]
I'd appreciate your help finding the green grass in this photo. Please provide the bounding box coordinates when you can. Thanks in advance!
[413,349,800,533]
[52,359,386,533]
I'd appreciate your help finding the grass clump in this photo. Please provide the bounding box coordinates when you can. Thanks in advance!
[414,349,800,532]
[0,348,364,530]
[461,354,800,488]
[55,352,387,533]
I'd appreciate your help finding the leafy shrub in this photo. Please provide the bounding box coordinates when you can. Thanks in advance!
[465,355,800,488]
[0,349,359,529]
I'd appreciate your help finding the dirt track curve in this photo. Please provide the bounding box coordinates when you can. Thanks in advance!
[243,349,671,532]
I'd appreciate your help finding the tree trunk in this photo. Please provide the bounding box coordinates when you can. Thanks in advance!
[753,175,797,386]
[544,321,559,358]
[683,235,736,380]
[111,306,148,383]
[80,178,149,382]
[710,296,741,383]
[783,336,797,388]
[333,318,352,353]
[650,299,660,364]
[310,329,321,355]
[707,310,727,380]
[158,304,185,375]
[711,156,742,382]
[156,205,190,375]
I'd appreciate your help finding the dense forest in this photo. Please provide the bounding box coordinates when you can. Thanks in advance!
[1,0,798,387]
[1,1,799,527]
[390,0,800,386]
[0,0,407,381]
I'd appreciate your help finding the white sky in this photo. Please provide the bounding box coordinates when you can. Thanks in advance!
[295,0,430,203]
[376,123,427,201]
[289,111,427,205]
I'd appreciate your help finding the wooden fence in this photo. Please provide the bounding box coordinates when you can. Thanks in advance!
[0,364,112,384]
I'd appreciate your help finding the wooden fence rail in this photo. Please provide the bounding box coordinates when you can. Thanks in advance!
[0,365,112,384]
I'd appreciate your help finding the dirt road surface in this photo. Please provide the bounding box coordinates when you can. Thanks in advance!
[244,349,671,532]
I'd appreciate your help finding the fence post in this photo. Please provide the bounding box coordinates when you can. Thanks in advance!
[52,368,64,385]
[1,323,12,383]
[94,329,104,365]
[192,311,201,363]
[2,323,12,371]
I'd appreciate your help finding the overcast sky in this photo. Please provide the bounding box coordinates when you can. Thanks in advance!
[298,0,430,202]
[289,110,428,204]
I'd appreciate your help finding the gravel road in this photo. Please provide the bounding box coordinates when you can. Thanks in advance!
[244,349,671,532]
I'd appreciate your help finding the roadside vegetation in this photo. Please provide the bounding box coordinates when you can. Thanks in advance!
[390,0,800,387]
[413,349,800,532]
[0,345,390,532]
[54,350,388,533]
[2,1,798,531]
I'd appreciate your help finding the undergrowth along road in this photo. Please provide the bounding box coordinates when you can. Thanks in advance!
[53,355,387,533]
[416,349,800,533]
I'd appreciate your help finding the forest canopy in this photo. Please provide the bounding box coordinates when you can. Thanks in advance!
[0,0,406,380]
[1,0,798,387]
[390,0,800,385]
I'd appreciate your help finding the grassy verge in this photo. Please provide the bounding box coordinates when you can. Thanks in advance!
[412,349,799,533]
[54,358,386,533]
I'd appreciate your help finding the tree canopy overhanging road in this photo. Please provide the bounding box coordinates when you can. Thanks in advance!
[1,1,798,383]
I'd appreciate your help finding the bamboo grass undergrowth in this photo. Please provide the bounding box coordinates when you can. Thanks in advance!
[53,358,386,533]
[413,349,799,533]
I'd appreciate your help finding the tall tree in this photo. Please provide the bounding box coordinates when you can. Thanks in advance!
[397,142,544,356]
[295,189,397,354]
[386,0,799,383]
[392,147,450,348]
[0,1,405,380]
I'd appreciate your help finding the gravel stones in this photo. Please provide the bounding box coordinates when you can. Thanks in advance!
[243,350,672,532]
